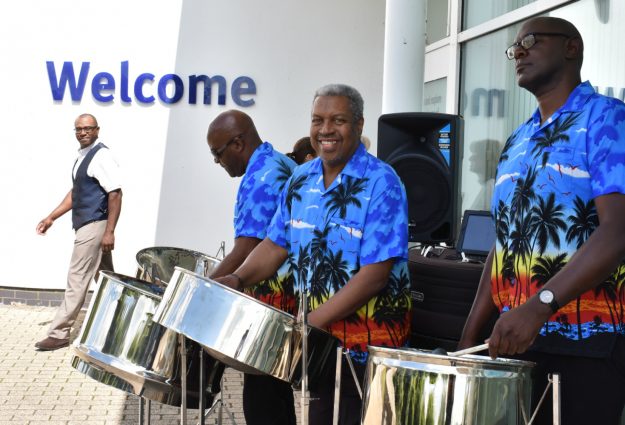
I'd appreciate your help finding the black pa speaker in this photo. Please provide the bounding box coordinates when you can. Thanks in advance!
[378,113,463,244]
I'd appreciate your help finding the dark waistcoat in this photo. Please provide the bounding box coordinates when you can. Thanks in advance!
[72,143,109,230]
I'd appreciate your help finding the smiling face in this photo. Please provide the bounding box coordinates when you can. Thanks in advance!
[310,95,363,176]
[74,115,99,149]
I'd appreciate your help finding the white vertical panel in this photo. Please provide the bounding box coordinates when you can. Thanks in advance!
[382,0,427,113]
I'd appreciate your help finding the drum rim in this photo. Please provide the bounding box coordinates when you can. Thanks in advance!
[367,345,536,368]
[135,246,221,264]
[99,271,164,299]
[170,266,341,340]
[171,266,296,318]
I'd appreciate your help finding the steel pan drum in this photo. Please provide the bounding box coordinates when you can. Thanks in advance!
[136,246,220,287]
[153,267,339,389]
[361,346,534,425]
[135,246,224,402]
[71,272,222,408]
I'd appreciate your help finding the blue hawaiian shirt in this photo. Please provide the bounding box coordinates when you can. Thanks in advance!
[235,142,297,312]
[267,143,411,364]
[491,81,625,357]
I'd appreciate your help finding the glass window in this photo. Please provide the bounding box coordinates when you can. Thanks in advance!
[426,0,449,44]
[458,0,625,213]
[423,78,447,112]
[459,23,532,212]
[463,0,536,29]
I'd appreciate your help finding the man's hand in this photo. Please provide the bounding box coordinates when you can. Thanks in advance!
[101,231,115,252]
[486,299,551,359]
[36,217,54,235]
[213,274,243,291]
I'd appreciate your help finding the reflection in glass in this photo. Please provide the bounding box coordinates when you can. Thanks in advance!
[463,0,536,30]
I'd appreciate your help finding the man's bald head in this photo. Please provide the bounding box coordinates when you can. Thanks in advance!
[208,110,255,137]
[206,110,263,177]
[518,16,584,70]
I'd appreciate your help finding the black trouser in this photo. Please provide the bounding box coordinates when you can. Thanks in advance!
[517,337,625,425]
[243,373,296,425]
[309,358,366,425]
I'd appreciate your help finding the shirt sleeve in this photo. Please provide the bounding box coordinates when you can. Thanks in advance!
[587,99,625,198]
[266,177,291,250]
[234,164,285,239]
[88,148,122,193]
[359,170,409,265]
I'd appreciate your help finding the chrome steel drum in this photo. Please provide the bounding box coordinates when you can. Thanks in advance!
[135,246,224,401]
[71,272,222,408]
[289,323,340,390]
[136,246,220,287]
[361,346,534,425]
[153,267,340,389]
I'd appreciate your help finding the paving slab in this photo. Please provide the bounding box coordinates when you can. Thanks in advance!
[0,304,304,424]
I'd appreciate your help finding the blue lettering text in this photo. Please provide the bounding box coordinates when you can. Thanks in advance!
[46,61,256,107]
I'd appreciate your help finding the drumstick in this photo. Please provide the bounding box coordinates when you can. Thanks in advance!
[448,343,489,357]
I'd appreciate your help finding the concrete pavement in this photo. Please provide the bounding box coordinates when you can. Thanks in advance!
[0,303,303,425]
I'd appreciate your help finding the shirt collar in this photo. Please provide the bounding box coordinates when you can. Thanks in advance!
[308,142,369,179]
[531,81,595,126]
[77,139,101,155]
[246,141,272,173]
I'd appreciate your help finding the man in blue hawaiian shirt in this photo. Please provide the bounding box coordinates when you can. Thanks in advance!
[459,17,625,425]
[218,85,411,425]
[206,110,297,425]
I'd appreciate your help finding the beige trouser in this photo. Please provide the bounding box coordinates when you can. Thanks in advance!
[47,220,114,340]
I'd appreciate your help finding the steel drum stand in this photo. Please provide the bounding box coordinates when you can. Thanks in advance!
[199,349,238,425]
[178,334,238,425]
[138,397,151,425]
[524,372,561,425]
[331,347,362,425]
[298,286,311,425]
[193,240,238,425]
[297,286,363,425]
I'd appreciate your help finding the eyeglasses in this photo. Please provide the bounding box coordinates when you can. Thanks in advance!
[505,32,571,60]
[211,134,242,161]
[74,126,98,134]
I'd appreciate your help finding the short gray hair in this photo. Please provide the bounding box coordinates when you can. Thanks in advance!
[313,84,364,122]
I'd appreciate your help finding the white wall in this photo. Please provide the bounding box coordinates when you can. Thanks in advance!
[0,0,386,289]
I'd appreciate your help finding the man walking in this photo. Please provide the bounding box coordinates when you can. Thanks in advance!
[35,113,122,351]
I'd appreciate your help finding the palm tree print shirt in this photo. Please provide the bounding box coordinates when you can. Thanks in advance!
[235,142,297,313]
[492,81,625,357]
[267,143,411,364]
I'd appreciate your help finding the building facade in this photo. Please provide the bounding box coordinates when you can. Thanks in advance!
[2,0,621,290]
[421,0,622,213]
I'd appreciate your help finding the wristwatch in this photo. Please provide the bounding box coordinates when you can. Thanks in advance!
[538,289,560,314]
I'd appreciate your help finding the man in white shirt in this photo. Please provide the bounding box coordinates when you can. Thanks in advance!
[35,113,122,351]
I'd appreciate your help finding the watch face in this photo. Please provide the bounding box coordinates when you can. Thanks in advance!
[540,290,554,304]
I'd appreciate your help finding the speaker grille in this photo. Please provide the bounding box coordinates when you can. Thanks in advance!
[377,112,462,244]
[390,153,451,242]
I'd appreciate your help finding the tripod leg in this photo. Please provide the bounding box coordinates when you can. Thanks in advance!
[138,397,152,425]
[344,351,362,399]
[199,349,205,425]
[220,402,238,425]
[139,397,144,425]
[199,370,239,425]
[332,347,343,425]
[180,335,188,425]
[551,373,561,425]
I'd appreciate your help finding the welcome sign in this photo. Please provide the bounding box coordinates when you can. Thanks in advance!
[46,61,257,106]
